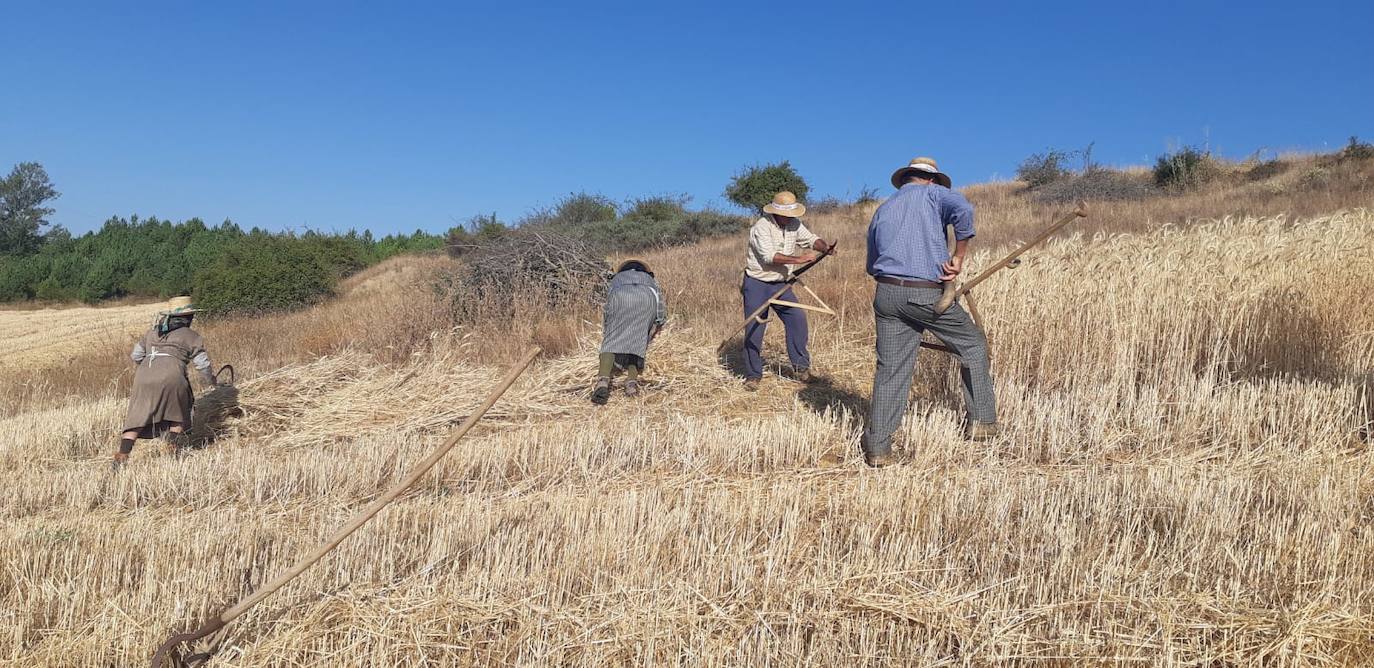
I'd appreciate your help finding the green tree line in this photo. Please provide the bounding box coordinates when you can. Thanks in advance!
[0,214,445,309]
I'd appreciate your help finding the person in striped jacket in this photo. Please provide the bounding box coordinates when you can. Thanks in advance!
[592,259,667,405]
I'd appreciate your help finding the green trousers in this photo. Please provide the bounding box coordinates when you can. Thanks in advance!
[598,352,642,380]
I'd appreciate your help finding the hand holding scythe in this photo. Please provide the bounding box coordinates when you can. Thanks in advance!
[715,239,838,354]
[933,201,1090,315]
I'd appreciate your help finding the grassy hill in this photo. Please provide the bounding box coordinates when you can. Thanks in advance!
[2,153,1372,665]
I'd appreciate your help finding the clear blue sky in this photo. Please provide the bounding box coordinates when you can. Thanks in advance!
[4,1,1371,236]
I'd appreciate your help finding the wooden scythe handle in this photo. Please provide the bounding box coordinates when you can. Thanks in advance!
[150,347,542,667]
[716,240,838,354]
[933,201,1088,314]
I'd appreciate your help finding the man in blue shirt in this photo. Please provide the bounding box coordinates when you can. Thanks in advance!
[863,157,998,467]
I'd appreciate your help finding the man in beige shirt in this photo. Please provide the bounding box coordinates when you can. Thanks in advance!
[739,191,832,390]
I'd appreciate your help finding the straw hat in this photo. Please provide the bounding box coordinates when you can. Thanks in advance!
[159,296,202,317]
[890,156,952,189]
[762,191,806,218]
[617,259,654,276]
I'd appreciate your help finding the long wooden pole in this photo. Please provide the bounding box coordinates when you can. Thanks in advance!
[150,347,542,667]
[933,201,1089,314]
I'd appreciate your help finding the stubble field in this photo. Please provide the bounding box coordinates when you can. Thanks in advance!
[2,186,1373,664]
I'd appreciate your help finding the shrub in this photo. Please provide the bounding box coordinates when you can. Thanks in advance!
[853,186,881,205]
[1153,146,1219,190]
[1032,169,1158,204]
[446,213,508,258]
[1246,160,1288,182]
[1298,167,1331,191]
[551,192,618,226]
[519,193,619,229]
[1341,136,1374,162]
[678,209,746,240]
[570,197,744,253]
[724,161,809,211]
[576,217,678,252]
[193,235,335,313]
[1016,149,1074,188]
[452,228,608,319]
[808,196,845,215]
[622,195,689,224]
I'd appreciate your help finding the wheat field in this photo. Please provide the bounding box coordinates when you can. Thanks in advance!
[3,201,1373,664]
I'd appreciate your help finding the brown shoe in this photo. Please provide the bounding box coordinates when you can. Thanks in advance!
[794,369,814,383]
[743,377,760,391]
[864,451,899,468]
[967,422,1000,442]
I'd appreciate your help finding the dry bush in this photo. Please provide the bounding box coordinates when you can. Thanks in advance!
[451,228,608,317]
[3,161,1374,665]
[1030,168,1157,204]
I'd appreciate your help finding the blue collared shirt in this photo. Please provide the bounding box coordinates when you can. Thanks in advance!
[866,183,976,282]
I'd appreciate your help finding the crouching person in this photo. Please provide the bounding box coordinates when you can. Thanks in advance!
[114,298,216,469]
[593,260,667,405]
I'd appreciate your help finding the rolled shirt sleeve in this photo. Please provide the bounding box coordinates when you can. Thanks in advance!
[749,223,773,267]
[652,285,667,326]
[940,190,976,241]
[190,340,216,384]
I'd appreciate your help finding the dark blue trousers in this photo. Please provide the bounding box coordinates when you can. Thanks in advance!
[740,274,810,379]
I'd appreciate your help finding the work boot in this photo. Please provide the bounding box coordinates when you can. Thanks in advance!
[111,452,129,471]
[864,451,899,468]
[591,377,611,405]
[623,379,641,398]
[743,377,760,392]
[794,368,817,383]
[967,422,1001,442]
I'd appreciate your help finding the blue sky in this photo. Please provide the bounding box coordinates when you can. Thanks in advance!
[3,1,1371,236]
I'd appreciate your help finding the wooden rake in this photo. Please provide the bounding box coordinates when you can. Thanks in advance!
[149,348,542,668]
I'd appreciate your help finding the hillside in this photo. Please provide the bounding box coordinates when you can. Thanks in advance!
[3,161,1373,664]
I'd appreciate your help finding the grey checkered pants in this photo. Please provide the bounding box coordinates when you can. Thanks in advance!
[863,282,997,455]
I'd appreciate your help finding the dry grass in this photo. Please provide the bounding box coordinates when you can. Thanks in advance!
[2,171,1373,664]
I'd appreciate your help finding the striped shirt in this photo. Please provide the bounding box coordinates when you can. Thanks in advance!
[745,216,819,282]
[866,183,976,282]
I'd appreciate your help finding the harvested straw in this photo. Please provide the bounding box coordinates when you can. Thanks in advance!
[2,209,1373,666]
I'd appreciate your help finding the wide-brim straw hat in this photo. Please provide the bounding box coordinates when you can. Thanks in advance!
[891,156,952,189]
[616,259,654,275]
[762,191,806,218]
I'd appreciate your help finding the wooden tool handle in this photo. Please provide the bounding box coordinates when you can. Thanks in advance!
[151,348,542,667]
[932,203,1090,314]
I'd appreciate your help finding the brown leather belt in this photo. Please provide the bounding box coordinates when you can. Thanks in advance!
[875,276,943,289]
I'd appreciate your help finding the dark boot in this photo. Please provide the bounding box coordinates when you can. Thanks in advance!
[591,377,611,405]
[112,437,135,471]
[623,379,641,398]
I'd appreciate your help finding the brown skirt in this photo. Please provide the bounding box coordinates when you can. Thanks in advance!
[122,370,193,435]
